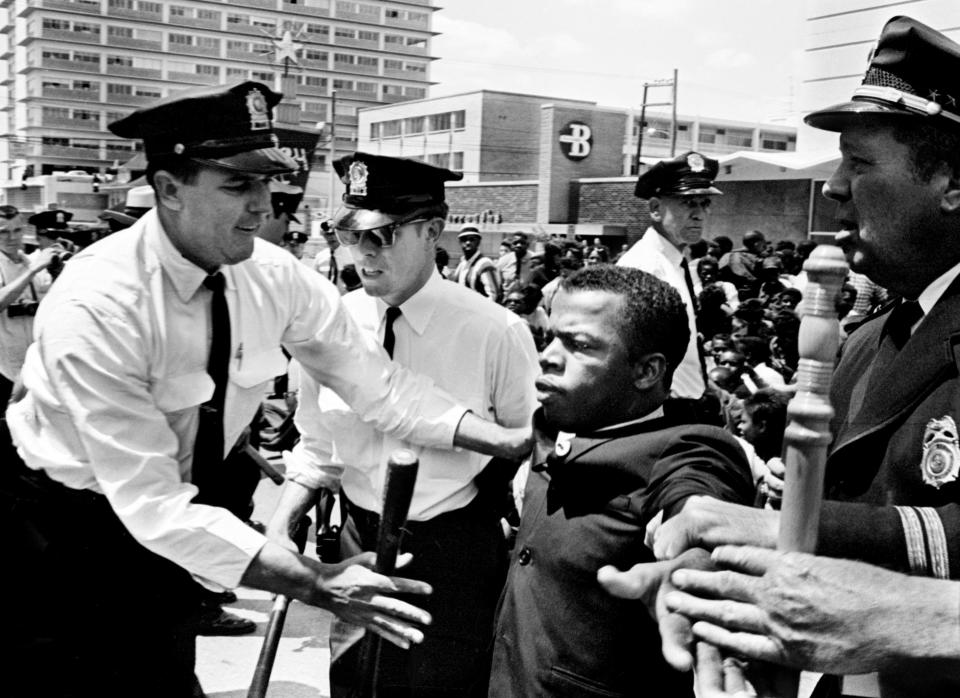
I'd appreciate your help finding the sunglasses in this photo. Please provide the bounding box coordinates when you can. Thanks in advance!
[333,213,429,249]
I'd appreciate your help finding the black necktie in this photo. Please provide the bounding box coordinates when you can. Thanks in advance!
[192,272,231,500]
[884,299,923,350]
[680,258,708,386]
[383,306,402,359]
[328,251,338,284]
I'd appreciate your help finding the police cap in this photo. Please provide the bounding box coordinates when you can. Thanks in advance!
[108,81,297,175]
[806,16,960,133]
[331,152,462,231]
[634,151,722,199]
[283,230,309,244]
[28,209,73,234]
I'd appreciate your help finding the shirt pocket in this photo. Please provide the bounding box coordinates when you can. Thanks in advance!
[153,371,213,415]
[232,347,288,390]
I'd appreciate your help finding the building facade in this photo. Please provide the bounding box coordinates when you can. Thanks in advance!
[355,91,813,259]
[0,0,438,213]
[359,89,797,183]
[799,0,960,152]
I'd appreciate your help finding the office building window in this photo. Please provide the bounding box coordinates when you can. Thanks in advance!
[451,152,464,171]
[358,30,378,42]
[357,55,378,68]
[382,119,402,137]
[405,116,424,134]
[429,112,451,131]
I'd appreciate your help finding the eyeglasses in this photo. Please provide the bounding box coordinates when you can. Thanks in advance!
[333,213,429,249]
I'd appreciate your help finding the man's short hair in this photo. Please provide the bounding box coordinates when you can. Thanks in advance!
[889,121,960,182]
[744,230,766,246]
[560,265,688,380]
[146,156,203,190]
[743,388,789,435]
[712,235,734,255]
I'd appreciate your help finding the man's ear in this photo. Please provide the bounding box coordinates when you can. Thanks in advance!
[633,352,668,391]
[940,167,960,214]
[152,171,183,212]
[424,217,445,242]
[648,197,663,222]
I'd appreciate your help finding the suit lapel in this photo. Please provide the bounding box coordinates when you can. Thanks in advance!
[831,279,960,457]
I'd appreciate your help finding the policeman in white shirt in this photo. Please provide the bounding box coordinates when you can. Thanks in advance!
[4,82,530,698]
[618,152,723,423]
[268,152,540,697]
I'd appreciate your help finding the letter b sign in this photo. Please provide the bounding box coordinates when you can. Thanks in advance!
[559,121,593,161]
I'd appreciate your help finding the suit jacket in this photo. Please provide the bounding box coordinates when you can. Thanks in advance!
[489,412,754,698]
[817,276,960,581]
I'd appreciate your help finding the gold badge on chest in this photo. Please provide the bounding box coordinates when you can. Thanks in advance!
[921,415,960,489]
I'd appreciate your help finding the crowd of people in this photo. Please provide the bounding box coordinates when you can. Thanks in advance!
[3,12,960,698]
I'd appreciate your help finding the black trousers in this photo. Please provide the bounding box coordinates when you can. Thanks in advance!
[330,492,508,698]
[3,458,206,698]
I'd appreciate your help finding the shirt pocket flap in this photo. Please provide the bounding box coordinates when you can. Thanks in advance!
[153,371,213,412]
[233,348,288,389]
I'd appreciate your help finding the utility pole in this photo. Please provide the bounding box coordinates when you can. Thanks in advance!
[634,72,679,170]
[671,68,679,157]
[328,89,336,217]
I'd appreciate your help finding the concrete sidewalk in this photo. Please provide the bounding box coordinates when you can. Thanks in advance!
[196,465,333,698]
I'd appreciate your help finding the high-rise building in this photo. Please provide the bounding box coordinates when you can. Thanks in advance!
[0,0,437,211]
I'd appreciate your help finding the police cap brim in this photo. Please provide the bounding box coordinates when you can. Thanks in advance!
[330,206,402,231]
[804,99,922,132]
[193,147,298,176]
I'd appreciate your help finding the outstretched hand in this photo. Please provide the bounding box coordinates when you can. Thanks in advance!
[651,496,779,560]
[597,547,714,672]
[664,545,957,675]
[314,551,432,650]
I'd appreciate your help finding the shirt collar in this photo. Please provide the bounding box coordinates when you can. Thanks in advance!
[556,405,665,444]
[643,226,685,267]
[375,268,443,336]
[916,259,960,315]
[146,209,230,302]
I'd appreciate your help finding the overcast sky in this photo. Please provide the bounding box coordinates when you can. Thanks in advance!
[431,0,807,127]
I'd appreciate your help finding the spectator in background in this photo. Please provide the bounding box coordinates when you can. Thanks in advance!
[694,255,739,312]
[435,245,450,278]
[735,388,790,505]
[496,232,535,295]
[498,240,512,259]
[453,226,501,301]
[708,235,733,262]
[697,284,733,344]
[734,335,787,390]
[720,230,767,299]
[769,309,800,383]
[541,256,583,315]
[585,246,610,266]
[503,284,550,351]
[314,219,353,294]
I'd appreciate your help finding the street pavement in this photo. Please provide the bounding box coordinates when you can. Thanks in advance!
[196,460,333,698]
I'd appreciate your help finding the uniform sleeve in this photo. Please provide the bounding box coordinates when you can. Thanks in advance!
[489,319,540,429]
[35,298,266,589]
[282,267,466,448]
[285,368,344,492]
[630,429,756,524]
[818,500,960,579]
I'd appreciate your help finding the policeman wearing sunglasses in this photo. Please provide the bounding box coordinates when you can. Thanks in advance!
[273,152,540,697]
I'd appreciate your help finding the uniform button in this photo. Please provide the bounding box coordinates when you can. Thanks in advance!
[518,547,532,566]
